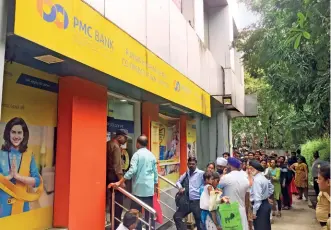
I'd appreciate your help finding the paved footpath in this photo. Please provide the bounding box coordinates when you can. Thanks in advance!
[272,196,320,230]
[165,196,321,230]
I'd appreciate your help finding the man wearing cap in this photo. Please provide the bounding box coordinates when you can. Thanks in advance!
[219,157,250,230]
[107,129,131,229]
[249,160,274,230]
[216,157,228,175]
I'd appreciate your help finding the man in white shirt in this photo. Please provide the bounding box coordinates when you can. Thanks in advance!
[219,157,250,230]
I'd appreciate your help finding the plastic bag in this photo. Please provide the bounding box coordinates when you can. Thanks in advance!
[217,202,243,230]
[153,195,163,224]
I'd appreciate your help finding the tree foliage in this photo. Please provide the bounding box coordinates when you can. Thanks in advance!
[232,75,300,149]
[233,0,330,146]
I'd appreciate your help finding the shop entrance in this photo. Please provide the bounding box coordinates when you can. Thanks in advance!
[106,92,141,226]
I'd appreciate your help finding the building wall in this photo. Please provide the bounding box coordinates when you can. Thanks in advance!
[208,6,232,68]
[207,4,245,114]
[196,115,210,169]
[83,0,223,100]
[197,107,230,167]
[182,0,194,27]
[194,0,205,42]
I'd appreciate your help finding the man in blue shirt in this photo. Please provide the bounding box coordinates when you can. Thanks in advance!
[173,157,204,230]
[111,135,158,230]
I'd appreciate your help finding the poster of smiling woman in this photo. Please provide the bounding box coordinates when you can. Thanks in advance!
[0,117,44,217]
[0,62,58,229]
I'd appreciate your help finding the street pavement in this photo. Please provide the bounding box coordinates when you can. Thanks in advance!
[272,196,320,230]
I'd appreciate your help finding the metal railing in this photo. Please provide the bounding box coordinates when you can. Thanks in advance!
[156,174,178,228]
[108,186,156,230]
[157,174,196,229]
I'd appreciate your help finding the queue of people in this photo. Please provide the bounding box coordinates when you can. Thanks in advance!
[106,130,329,230]
[173,150,330,230]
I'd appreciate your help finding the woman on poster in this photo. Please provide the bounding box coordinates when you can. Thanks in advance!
[0,117,43,218]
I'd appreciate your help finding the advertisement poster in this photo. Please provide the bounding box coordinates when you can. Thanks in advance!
[150,121,160,159]
[158,117,180,164]
[159,164,180,190]
[187,119,197,159]
[0,62,58,229]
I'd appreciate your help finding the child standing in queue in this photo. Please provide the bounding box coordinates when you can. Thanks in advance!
[200,172,229,230]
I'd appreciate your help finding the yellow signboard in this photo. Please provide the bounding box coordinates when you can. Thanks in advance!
[14,0,211,117]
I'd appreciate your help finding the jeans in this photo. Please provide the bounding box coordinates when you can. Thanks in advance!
[131,195,155,230]
[173,200,202,230]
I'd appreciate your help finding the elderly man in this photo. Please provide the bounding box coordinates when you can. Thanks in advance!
[249,160,274,230]
[216,157,228,175]
[107,129,130,229]
[219,157,250,230]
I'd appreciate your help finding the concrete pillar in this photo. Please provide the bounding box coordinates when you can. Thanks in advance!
[179,115,187,174]
[196,115,210,169]
[53,77,107,230]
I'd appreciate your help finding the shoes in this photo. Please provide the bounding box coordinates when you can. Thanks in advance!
[276,211,281,217]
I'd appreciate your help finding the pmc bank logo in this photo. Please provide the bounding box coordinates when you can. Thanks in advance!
[174,81,180,92]
[37,0,69,29]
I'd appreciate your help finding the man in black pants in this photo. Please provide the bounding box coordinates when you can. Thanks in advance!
[249,160,274,230]
[173,157,204,230]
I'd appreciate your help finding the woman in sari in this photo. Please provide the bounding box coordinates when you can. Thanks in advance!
[0,117,43,217]
[290,156,308,200]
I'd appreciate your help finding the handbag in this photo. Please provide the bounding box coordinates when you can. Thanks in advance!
[175,173,189,211]
[217,202,243,230]
[209,190,222,211]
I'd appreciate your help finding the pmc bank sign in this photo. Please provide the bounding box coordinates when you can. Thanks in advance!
[36,0,114,51]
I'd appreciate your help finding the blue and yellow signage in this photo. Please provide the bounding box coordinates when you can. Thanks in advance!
[14,0,211,117]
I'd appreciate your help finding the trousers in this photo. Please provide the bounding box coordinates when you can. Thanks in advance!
[131,195,155,230]
[173,199,202,230]
[253,199,272,230]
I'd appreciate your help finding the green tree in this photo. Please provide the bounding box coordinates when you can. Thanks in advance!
[234,0,330,140]
[232,75,300,150]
